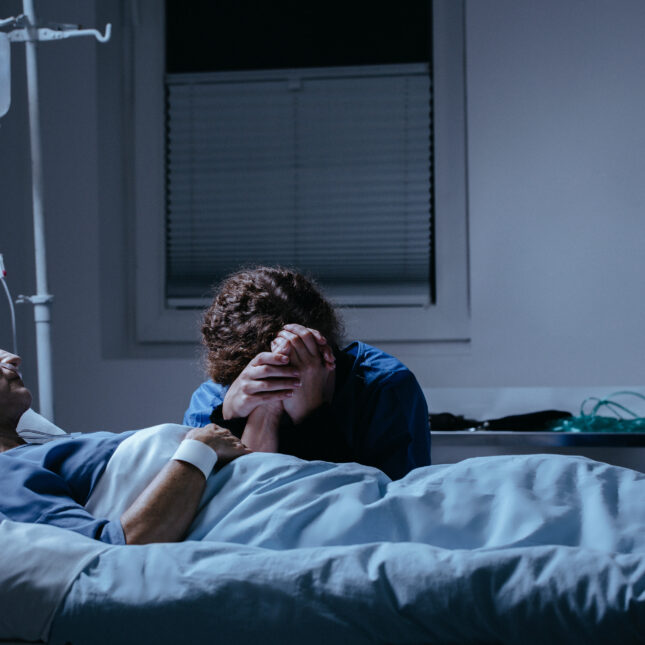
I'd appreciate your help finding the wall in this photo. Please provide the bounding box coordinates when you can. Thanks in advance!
[0,0,204,432]
[395,0,645,386]
[1,1,644,440]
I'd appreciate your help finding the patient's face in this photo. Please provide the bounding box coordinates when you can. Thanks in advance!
[0,349,32,423]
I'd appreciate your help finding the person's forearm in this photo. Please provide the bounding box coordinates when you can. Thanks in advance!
[242,405,281,452]
[120,459,206,544]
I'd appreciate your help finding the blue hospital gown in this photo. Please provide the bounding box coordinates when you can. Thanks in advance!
[0,431,133,543]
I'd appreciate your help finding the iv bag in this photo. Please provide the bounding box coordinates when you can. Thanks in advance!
[0,33,10,117]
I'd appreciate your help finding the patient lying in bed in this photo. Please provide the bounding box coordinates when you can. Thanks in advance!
[0,349,250,545]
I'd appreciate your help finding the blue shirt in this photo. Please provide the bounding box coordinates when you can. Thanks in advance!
[184,342,431,479]
[0,431,134,544]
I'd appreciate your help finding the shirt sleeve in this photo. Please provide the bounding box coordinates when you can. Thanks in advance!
[183,381,229,427]
[0,458,126,544]
[359,370,431,480]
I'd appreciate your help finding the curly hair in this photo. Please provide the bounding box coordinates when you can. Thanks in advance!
[201,266,344,385]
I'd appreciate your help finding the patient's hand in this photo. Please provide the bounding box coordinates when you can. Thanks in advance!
[186,424,252,464]
[270,324,336,425]
[222,351,301,420]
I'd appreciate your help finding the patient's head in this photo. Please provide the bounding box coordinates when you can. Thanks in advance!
[201,266,343,384]
[0,349,32,432]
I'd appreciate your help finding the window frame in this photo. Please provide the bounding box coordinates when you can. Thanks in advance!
[133,0,469,344]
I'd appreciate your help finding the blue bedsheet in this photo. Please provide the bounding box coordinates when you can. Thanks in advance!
[50,538,645,645]
[190,450,644,552]
[53,426,645,643]
[3,424,644,644]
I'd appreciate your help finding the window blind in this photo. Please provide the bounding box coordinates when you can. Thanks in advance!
[165,64,432,306]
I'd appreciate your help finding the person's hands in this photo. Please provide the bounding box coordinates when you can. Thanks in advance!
[270,324,336,424]
[222,352,301,420]
[271,324,335,370]
[185,423,252,465]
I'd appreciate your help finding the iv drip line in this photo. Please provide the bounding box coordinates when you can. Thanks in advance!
[0,254,18,356]
[1,280,18,356]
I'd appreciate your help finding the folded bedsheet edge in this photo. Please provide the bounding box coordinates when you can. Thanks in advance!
[0,520,111,643]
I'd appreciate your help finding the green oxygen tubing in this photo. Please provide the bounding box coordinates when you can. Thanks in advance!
[549,391,645,433]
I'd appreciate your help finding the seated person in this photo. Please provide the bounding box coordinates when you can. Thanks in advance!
[0,349,250,545]
[184,266,431,480]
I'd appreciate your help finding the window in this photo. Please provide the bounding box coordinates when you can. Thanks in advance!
[133,0,469,343]
[166,64,432,307]
[165,2,432,307]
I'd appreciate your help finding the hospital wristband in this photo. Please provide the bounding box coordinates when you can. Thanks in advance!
[172,439,218,480]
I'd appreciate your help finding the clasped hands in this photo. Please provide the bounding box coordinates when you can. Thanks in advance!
[222,323,336,427]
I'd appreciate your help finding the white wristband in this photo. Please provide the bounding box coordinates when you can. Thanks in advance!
[172,439,218,479]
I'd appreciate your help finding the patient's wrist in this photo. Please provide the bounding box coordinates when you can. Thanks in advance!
[172,439,218,479]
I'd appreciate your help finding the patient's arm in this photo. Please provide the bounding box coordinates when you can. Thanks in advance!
[120,424,250,544]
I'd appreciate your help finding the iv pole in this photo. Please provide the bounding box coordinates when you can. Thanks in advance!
[1,3,111,421]
[21,0,54,420]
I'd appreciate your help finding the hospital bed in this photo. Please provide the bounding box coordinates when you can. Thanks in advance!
[1,415,644,644]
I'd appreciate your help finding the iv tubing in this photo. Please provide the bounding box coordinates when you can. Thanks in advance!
[22,0,54,420]
[0,277,18,355]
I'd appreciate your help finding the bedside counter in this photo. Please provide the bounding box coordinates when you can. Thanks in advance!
[431,431,645,473]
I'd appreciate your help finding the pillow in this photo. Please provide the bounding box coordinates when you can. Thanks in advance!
[16,409,68,444]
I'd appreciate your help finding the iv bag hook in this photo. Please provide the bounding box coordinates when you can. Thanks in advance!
[2,14,112,44]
